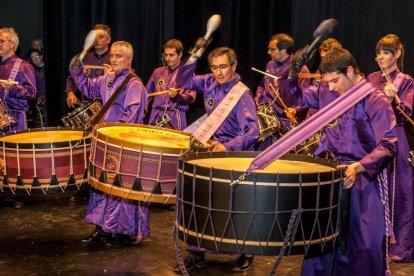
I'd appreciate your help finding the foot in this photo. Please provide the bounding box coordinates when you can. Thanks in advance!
[233,255,254,272]
[14,201,25,209]
[81,230,111,243]
[172,255,205,272]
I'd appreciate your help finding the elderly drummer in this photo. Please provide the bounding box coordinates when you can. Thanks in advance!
[69,40,149,246]
[0,27,37,133]
[287,48,397,275]
[172,47,259,272]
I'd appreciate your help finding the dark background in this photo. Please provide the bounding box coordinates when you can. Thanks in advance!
[1,0,414,133]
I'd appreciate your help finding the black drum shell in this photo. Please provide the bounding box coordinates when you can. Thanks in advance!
[176,152,342,256]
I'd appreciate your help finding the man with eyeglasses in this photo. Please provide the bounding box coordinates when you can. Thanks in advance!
[65,24,112,108]
[145,39,196,130]
[65,24,112,202]
[172,47,259,272]
[0,27,37,132]
[28,49,47,128]
[255,33,309,150]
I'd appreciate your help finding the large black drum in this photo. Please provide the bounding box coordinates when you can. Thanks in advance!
[176,152,342,256]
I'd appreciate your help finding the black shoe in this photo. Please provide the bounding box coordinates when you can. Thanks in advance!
[172,255,205,272]
[81,230,111,243]
[108,234,137,246]
[14,201,25,209]
[233,255,253,272]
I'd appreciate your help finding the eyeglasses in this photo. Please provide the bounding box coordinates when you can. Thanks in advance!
[268,47,279,52]
[31,55,41,60]
[210,64,231,71]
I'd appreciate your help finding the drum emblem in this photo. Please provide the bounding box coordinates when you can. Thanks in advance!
[157,79,165,88]
[83,68,91,76]
[205,97,215,109]
[105,154,120,183]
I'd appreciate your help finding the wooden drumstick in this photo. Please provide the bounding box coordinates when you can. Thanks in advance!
[251,67,280,80]
[147,88,182,97]
[298,72,321,79]
[268,83,298,125]
[84,65,108,70]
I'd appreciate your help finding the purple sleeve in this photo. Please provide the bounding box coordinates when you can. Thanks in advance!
[222,91,259,151]
[69,67,104,100]
[278,77,321,110]
[359,91,397,178]
[145,71,156,93]
[8,62,36,99]
[65,74,77,93]
[394,77,414,123]
[175,63,205,93]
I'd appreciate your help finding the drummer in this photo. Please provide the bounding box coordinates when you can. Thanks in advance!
[69,40,149,246]
[172,47,259,272]
[0,27,37,209]
[65,24,111,108]
[146,39,196,130]
[255,33,309,150]
[288,48,398,275]
[0,27,37,133]
[66,24,111,202]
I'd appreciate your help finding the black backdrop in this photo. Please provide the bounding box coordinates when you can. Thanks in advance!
[43,0,414,133]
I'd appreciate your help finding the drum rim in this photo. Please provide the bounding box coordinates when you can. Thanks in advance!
[179,152,341,182]
[92,122,197,154]
[0,127,91,149]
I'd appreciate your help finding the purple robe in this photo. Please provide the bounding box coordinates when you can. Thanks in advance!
[146,65,196,130]
[176,62,259,255]
[70,65,150,238]
[65,50,110,103]
[0,55,36,132]
[176,63,259,151]
[297,80,398,275]
[367,70,414,262]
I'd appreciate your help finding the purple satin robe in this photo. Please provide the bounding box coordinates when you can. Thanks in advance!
[65,50,110,102]
[146,65,196,130]
[297,80,398,275]
[176,63,259,151]
[0,55,36,132]
[368,70,414,262]
[70,65,150,238]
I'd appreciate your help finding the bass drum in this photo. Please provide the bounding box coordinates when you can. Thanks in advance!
[0,127,91,195]
[176,152,342,256]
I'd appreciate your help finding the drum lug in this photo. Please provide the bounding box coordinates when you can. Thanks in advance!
[151,182,162,195]
[50,175,59,186]
[112,175,122,187]
[132,178,142,191]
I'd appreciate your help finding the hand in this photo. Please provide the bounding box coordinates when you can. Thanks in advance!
[289,47,309,77]
[210,140,226,152]
[285,108,297,117]
[167,88,178,98]
[66,91,80,108]
[0,80,15,90]
[103,63,112,74]
[384,83,397,103]
[337,162,365,189]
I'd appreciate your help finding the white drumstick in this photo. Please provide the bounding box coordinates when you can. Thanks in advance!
[204,14,222,41]
[79,30,97,62]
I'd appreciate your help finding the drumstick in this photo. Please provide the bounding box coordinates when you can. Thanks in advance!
[0,79,18,85]
[251,67,280,80]
[147,88,182,97]
[84,65,108,70]
[268,83,298,124]
[298,73,321,79]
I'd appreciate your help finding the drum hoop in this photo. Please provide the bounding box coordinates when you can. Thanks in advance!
[176,224,339,247]
[0,127,91,149]
[92,122,195,155]
[88,176,176,204]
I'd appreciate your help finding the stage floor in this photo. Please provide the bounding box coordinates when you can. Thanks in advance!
[0,192,413,275]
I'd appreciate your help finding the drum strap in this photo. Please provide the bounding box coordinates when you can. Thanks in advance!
[4,58,23,97]
[84,72,136,134]
[192,81,249,146]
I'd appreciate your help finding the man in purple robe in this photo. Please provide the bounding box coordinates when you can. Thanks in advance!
[69,41,149,246]
[146,39,196,130]
[255,33,308,149]
[0,27,36,133]
[172,47,259,272]
[66,24,111,202]
[65,24,111,107]
[367,34,414,262]
[288,48,397,275]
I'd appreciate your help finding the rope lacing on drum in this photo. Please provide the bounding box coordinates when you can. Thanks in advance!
[377,168,392,276]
